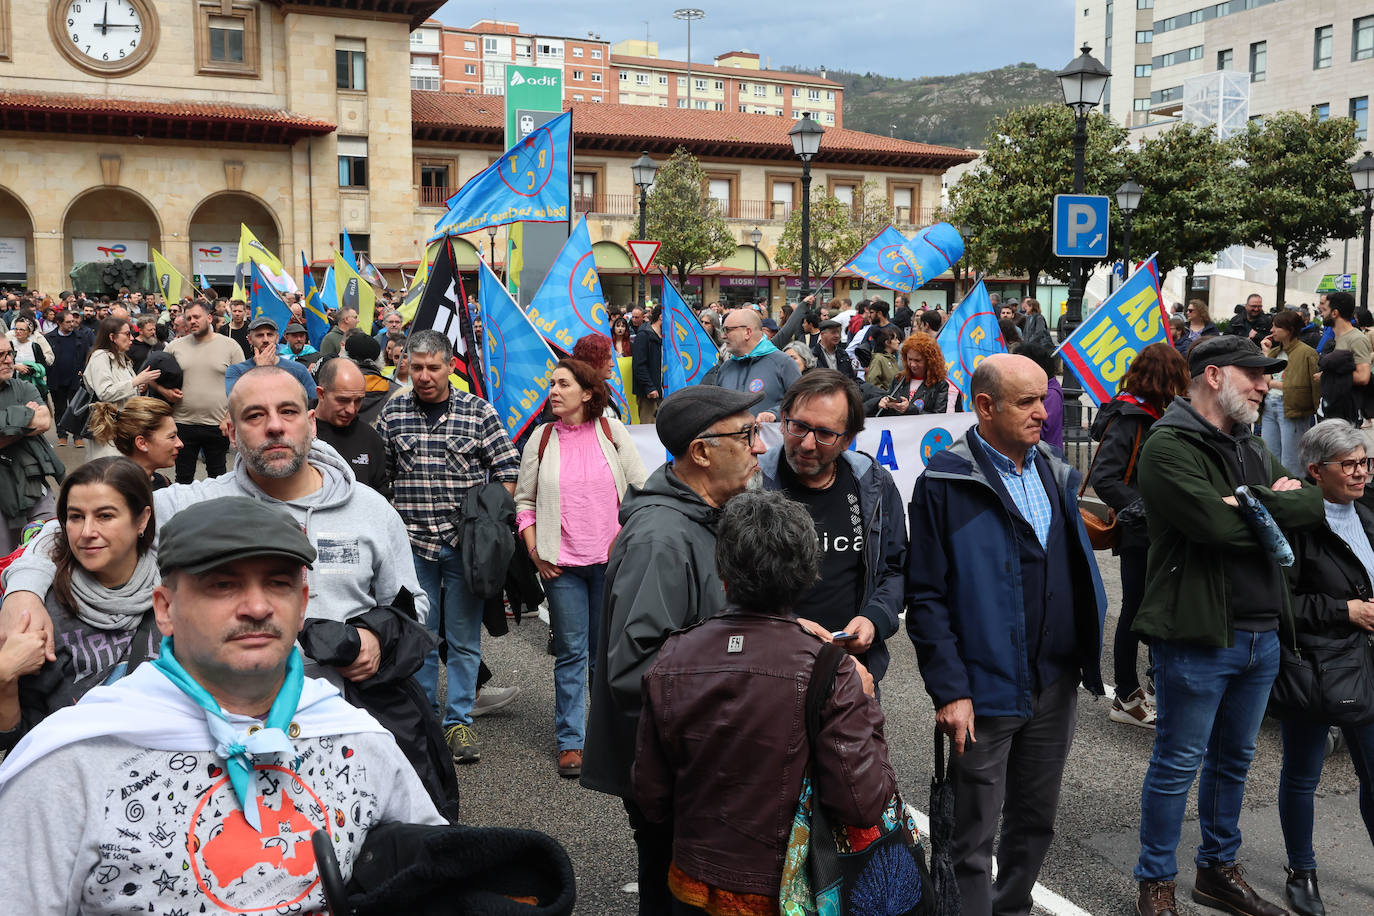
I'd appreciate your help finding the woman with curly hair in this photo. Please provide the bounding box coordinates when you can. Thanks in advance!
[1088,341,1191,728]
[86,396,182,490]
[869,332,958,416]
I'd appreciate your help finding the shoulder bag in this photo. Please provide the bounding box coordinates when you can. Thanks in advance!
[1078,418,1142,551]
[1270,628,1374,727]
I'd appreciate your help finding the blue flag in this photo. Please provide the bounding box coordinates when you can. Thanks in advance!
[478,260,559,440]
[300,253,331,348]
[198,273,211,293]
[906,222,966,290]
[432,110,572,238]
[319,265,337,311]
[1055,256,1169,406]
[340,230,358,271]
[844,223,965,294]
[937,280,1006,395]
[249,262,293,333]
[660,275,718,394]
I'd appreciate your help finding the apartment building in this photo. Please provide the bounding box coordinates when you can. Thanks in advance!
[410,19,613,101]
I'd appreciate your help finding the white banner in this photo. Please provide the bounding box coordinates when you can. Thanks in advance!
[72,238,149,262]
[0,237,25,276]
[627,412,977,504]
[191,240,239,276]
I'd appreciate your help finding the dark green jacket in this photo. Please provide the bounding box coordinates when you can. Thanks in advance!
[0,378,64,524]
[1133,397,1324,648]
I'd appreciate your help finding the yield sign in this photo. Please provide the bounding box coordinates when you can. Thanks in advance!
[628,240,661,274]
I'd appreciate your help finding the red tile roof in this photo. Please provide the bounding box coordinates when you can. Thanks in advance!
[411,92,974,170]
[611,54,843,88]
[0,91,336,143]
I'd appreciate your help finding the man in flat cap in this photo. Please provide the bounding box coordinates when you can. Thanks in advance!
[583,384,766,915]
[812,319,857,381]
[1131,335,1323,916]
[0,497,443,913]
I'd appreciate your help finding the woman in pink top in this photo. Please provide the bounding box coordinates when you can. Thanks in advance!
[515,357,648,778]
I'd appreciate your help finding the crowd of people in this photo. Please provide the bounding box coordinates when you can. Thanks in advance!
[0,279,1368,916]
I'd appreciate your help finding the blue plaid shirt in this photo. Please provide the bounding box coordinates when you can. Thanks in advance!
[972,428,1052,548]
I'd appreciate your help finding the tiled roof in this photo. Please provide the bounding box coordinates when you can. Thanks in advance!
[611,55,843,88]
[0,91,336,143]
[411,92,974,170]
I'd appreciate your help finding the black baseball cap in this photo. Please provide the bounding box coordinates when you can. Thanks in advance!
[1187,335,1286,377]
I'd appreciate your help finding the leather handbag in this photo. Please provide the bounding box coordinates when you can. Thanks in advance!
[1078,418,1142,551]
[1270,629,1374,728]
[58,381,94,438]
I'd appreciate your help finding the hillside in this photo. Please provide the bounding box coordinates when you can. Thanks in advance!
[789,63,1061,150]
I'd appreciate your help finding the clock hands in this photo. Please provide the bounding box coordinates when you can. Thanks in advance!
[100,2,109,36]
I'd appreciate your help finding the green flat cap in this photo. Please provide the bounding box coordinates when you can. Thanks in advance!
[158,496,316,576]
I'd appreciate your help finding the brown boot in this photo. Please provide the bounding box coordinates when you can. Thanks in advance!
[1193,863,1289,916]
[1138,879,1179,916]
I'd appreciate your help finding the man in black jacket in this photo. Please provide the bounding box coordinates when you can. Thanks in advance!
[812,320,857,381]
[631,305,663,423]
[314,357,390,499]
[1228,294,1273,342]
[47,309,90,447]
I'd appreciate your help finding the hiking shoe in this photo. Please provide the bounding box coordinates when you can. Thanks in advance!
[1193,863,1287,916]
[1111,687,1157,729]
[557,749,583,778]
[56,437,67,447]
[1137,880,1178,916]
[471,685,520,718]
[445,724,480,764]
[73,438,85,448]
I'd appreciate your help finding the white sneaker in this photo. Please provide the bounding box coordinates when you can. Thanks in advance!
[470,685,520,718]
[1110,687,1157,729]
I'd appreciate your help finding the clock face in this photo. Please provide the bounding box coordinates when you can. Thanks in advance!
[63,0,144,63]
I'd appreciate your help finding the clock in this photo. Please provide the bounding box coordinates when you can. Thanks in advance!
[49,0,159,76]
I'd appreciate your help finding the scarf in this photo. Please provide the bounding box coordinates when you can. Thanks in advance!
[66,549,159,630]
[729,336,780,362]
[151,638,303,832]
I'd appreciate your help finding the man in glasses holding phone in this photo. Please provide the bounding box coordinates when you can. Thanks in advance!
[760,370,907,690]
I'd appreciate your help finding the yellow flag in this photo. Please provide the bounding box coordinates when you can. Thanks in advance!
[333,250,376,333]
[232,224,287,301]
[150,248,184,304]
[399,239,441,325]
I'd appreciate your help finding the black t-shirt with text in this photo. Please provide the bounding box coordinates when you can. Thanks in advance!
[778,455,865,630]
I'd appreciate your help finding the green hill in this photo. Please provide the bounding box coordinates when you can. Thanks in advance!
[789,63,1062,150]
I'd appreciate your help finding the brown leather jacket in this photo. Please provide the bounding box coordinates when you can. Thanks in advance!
[632,610,896,898]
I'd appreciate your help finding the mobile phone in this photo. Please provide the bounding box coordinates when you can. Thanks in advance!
[831,631,857,641]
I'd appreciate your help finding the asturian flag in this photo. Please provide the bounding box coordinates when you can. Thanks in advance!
[1056,255,1170,406]
[660,273,719,395]
[936,280,1006,394]
[479,259,559,440]
[431,110,572,238]
[299,254,331,348]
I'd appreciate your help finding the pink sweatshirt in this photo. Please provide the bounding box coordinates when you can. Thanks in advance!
[515,419,621,566]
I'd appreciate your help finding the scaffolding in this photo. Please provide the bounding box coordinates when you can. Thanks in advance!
[1181,70,1251,139]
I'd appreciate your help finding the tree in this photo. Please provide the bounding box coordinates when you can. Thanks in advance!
[946,104,1128,298]
[774,181,889,287]
[1235,111,1361,309]
[1128,121,1243,296]
[644,147,737,290]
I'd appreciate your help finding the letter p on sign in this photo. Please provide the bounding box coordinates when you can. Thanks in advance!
[1053,194,1110,258]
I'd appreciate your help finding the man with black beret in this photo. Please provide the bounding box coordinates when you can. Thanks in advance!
[0,497,443,912]
[583,384,766,914]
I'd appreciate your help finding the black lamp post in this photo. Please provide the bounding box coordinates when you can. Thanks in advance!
[1353,151,1374,313]
[631,149,658,309]
[1055,44,1111,335]
[789,113,825,299]
[1115,179,1142,288]
[486,225,497,273]
[749,226,763,307]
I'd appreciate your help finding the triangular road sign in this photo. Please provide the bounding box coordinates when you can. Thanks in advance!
[627,240,661,274]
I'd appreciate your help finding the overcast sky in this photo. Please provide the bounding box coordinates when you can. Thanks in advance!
[433,1,1077,80]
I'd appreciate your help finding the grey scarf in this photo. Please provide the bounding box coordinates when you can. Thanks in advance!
[67,550,159,630]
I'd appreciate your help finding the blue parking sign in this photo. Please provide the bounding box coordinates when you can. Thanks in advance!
[1054,194,1110,258]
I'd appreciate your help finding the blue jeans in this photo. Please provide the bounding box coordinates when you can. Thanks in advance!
[1134,631,1280,881]
[1259,393,1308,475]
[412,544,484,728]
[1278,718,1374,870]
[543,563,606,751]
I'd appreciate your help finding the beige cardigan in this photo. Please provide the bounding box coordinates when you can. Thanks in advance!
[514,416,648,563]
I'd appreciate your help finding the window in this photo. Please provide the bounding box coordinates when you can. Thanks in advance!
[636,73,648,85]
[337,137,367,187]
[1312,25,1333,69]
[695,78,706,90]
[808,89,820,100]
[1153,45,1202,69]
[714,80,724,90]
[1134,97,1151,111]
[1353,97,1369,140]
[1356,16,1374,61]
[695,99,708,109]
[1217,48,1233,70]
[1313,103,1330,121]
[592,96,602,102]
[1135,64,1152,77]
[714,102,724,111]
[678,99,687,108]
[483,37,498,53]
[592,49,602,59]
[774,108,783,116]
[208,16,244,62]
[775,86,783,96]
[572,47,583,57]
[410,70,440,91]
[464,63,476,75]
[417,162,450,204]
[339,234,369,259]
[336,39,366,91]
[739,104,748,112]
[825,112,834,123]
[754,85,766,97]
[892,187,914,224]
[536,42,563,58]
[573,93,583,101]
[1137,0,1153,7]
[573,171,597,211]
[619,71,628,81]
[826,91,834,101]
[464,40,476,51]
[1136,30,1153,43]
[739,82,749,92]
[1150,85,1183,104]
[657,74,667,85]
[195,2,260,77]
[678,76,686,87]
[792,87,800,97]
[1249,40,1266,82]
[707,177,734,216]
[592,73,602,83]
[573,70,583,80]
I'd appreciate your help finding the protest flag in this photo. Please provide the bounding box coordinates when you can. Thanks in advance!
[299,253,331,348]
[249,261,293,331]
[197,273,211,294]
[660,273,719,395]
[150,248,183,303]
[232,224,289,301]
[399,239,441,325]
[432,110,572,239]
[411,239,482,396]
[319,265,337,312]
[340,230,358,271]
[936,279,1006,394]
[1055,255,1170,406]
[841,223,965,295]
[357,252,392,292]
[333,249,376,333]
[479,259,559,440]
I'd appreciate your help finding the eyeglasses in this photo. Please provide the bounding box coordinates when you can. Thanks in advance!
[1323,457,1374,476]
[783,418,844,447]
[0,351,14,361]
[696,424,760,447]
[721,324,750,334]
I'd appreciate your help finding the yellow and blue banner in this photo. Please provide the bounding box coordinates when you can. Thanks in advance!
[150,248,183,303]
[249,261,293,331]
[399,240,440,325]
[843,223,964,294]
[660,274,718,394]
[299,253,331,348]
[432,110,572,239]
[936,280,1006,395]
[478,259,558,440]
[1055,256,1169,406]
[232,224,290,301]
[333,249,376,333]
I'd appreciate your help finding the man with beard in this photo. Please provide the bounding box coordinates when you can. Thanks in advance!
[1131,336,1324,916]
[157,301,243,483]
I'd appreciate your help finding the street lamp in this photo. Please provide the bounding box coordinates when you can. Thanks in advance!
[1115,179,1143,287]
[632,149,659,309]
[1056,43,1111,335]
[1352,151,1374,313]
[749,226,763,307]
[789,113,825,299]
[486,224,497,273]
[674,8,704,109]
